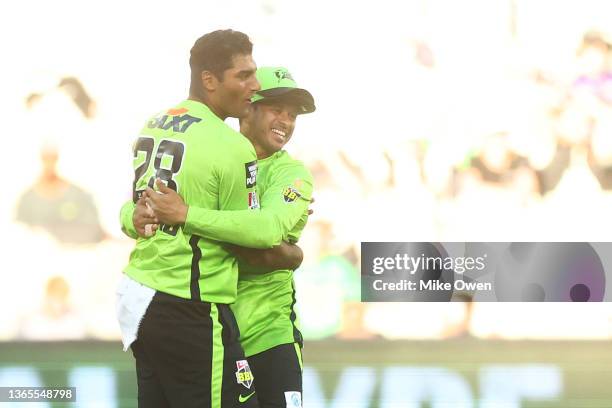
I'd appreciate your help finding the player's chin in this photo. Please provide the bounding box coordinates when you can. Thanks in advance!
[269,139,287,152]
[236,102,253,118]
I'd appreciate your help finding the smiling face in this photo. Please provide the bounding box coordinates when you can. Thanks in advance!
[241,99,300,159]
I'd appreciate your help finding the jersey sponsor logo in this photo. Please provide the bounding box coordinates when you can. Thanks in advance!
[235,360,254,389]
[238,391,256,403]
[283,186,302,203]
[248,191,260,209]
[284,391,302,408]
[245,161,257,188]
[146,112,201,133]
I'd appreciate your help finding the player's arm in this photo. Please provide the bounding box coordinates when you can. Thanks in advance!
[119,201,138,239]
[146,165,313,249]
[184,165,312,248]
[222,169,311,271]
[225,241,304,273]
[119,199,158,239]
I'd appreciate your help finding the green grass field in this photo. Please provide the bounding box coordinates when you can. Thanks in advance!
[1,339,611,407]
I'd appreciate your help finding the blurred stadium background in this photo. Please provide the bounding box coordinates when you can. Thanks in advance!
[3,0,612,406]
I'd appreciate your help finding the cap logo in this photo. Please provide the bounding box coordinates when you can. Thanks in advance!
[274,69,294,82]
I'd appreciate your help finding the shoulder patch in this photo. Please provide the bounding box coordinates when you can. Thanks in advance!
[283,186,302,203]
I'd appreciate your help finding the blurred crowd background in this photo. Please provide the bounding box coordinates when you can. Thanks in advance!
[4,0,612,344]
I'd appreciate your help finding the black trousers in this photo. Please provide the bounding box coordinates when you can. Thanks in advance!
[247,343,303,408]
[131,291,259,408]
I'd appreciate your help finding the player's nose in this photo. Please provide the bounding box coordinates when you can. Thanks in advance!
[277,110,294,125]
[250,76,261,93]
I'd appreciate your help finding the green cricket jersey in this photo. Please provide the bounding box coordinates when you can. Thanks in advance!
[120,149,313,355]
[231,151,313,357]
[123,99,259,304]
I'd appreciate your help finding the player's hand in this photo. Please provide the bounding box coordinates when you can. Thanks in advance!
[133,197,158,237]
[308,197,315,216]
[144,178,188,225]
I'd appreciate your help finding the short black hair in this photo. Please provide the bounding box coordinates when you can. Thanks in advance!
[189,29,253,98]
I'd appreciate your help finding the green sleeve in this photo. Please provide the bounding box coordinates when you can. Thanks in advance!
[183,164,313,249]
[119,200,138,240]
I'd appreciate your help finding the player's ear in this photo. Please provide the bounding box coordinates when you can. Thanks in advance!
[201,71,218,92]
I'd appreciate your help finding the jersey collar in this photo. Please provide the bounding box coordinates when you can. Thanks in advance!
[178,99,224,123]
[258,150,285,164]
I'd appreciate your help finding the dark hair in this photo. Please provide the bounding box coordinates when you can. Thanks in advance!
[189,29,253,98]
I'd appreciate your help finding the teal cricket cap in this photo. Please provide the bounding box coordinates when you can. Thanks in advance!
[251,67,316,114]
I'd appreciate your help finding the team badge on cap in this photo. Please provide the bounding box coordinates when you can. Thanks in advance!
[251,66,316,114]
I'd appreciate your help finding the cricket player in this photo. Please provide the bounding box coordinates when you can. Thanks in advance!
[122,67,315,408]
[117,29,266,408]
[229,67,314,408]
